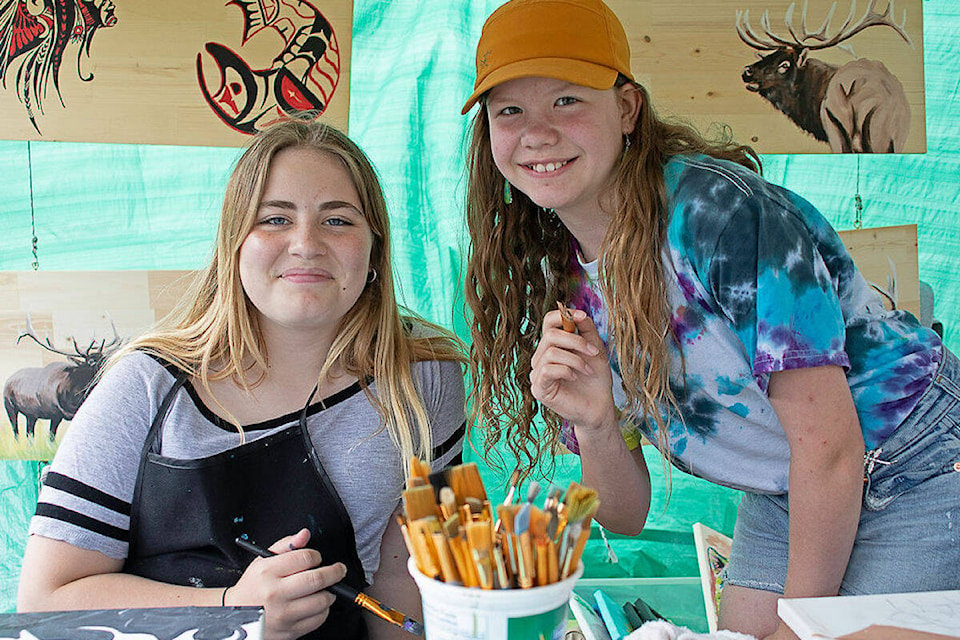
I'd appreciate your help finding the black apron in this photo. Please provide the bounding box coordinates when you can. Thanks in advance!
[123,373,369,639]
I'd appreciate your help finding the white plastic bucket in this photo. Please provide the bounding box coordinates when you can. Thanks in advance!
[407,557,583,640]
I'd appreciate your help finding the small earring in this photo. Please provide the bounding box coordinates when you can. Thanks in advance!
[623,134,632,151]
[503,179,513,205]
[367,268,378,283]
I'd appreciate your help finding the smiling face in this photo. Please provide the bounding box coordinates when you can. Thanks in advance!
[238,146,374,338]
[486,76,639,221]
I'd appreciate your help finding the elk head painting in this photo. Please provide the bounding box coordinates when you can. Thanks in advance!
[736,0,912,152]
[3,315,123,441]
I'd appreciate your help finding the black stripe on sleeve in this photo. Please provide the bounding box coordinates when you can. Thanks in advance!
[43,472,131,516]
[432,420,465,462]
[34,503,129,543]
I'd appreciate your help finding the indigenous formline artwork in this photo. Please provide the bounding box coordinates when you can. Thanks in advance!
[0,1,352,145]
[0,0,117,134]
[197,0,343,136]
[0,605,266,640]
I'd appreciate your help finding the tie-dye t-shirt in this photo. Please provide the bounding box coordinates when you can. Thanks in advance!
[561,154,942,494]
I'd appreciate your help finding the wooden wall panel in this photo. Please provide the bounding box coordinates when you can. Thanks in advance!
[838,224,920,317]
[0,1,352,146]
[610,0,924,153]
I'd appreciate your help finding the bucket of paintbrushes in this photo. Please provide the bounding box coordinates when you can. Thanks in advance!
[399,461,599,639]
[408,557,583,639]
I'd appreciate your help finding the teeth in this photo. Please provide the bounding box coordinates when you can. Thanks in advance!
[531,160,567,173]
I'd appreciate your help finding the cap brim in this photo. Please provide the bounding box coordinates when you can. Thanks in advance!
[461,58,620,115]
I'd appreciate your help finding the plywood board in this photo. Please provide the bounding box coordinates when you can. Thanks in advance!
[0,270,194,460]
[838,224,920,318]
[0,1,352,146]
[611,0,924,153]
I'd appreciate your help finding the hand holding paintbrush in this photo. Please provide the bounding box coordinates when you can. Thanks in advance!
[234,536,425,636]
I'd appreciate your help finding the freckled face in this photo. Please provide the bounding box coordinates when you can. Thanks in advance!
[486,76,637,220]
[238,146,374,336]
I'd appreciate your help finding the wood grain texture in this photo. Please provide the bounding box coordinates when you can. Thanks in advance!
[838,224,920,317]
[610,0,924,153]
[0,1,352,146]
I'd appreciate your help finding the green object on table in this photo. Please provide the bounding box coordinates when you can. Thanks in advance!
[573,577,708,633]
[594,590,634,640]
[622,602,644,629]
[629,596,665,623]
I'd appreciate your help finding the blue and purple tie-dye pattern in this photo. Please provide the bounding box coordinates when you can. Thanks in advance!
[559,154,941,493]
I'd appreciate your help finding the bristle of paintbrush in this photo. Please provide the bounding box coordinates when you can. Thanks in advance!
[544,485,563,541]
[525,480,540,505]
[408,516,442,580]
[566,500,600,577]
[559,483,600,579]
[465,521,494,589]
[465,496,484,516]
[496,503,520,576]
[408,457,430,490]
[449,462,487,503]
[439,486,458,521]
[529,507,547,541]
[403,484,439,522]
[513,495,535,588]
[562,483,599,523]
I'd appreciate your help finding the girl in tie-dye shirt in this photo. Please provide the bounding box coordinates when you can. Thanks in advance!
[462,1,960,638]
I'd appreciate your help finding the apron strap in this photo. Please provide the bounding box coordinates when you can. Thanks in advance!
[297,384,367,585]
[128,371,187,560]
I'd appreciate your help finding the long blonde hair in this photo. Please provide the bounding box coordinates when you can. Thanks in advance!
[465,79,759,480]
[121,116,465,469]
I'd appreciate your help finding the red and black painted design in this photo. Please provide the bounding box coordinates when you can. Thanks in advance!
[0,0,116,133]
[197,0,341,135]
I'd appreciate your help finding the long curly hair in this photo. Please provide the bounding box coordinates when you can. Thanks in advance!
[118,116,465,470]
[465,78,759,480]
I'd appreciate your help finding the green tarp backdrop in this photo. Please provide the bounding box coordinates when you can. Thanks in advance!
[1,0,958,611]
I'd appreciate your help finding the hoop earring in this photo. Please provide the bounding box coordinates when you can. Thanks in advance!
[503,179,513,205]
[367,268,378,283]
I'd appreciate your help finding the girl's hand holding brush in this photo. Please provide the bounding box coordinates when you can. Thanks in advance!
[531,305,617,433]
[230,528,346,640]
[534,305,652,536]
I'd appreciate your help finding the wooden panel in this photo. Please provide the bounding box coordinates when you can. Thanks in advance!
[838,224,920,318]
[0,271,194,460]
[0,1,352,146]
[611,0,924,153]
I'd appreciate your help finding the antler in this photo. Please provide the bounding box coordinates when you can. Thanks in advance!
[800,0,912,51]
[736,8,796,50]
[736,1,911,52]
[16,314,78,357]
[80,315,123,358]
[17,313,124,359]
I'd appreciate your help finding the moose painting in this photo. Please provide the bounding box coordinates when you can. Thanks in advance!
[4,315,122,441]
[0,270,193,460]
[736,0,913,152]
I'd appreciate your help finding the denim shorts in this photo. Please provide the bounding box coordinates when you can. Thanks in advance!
[725,347,960,595]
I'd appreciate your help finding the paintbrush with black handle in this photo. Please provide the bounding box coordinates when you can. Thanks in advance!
[234,536,424,636]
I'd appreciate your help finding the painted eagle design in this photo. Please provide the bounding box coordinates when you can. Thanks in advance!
[0,0,116,133]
